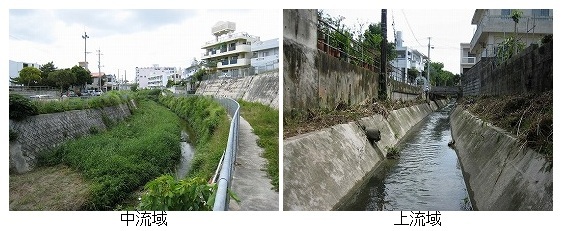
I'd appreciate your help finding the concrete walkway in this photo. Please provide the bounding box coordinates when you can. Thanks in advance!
[228,116,279,211]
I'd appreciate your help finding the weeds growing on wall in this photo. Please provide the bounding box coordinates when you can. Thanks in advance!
[460,90,552,162]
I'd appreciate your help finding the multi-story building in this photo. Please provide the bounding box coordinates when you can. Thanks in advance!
[135,64,180,89]
[251,38,279,73]
[201,21,260,78]
[459,43,477,75]
[9,60,41,86]
[470,9,553,62]
[391,31,427,85]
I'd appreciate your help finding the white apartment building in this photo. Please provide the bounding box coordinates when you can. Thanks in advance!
[9,60,41,86]
[135,64,180,89]
[460,43,477,75]
[391,31,427,85]
[201,21,260,78]
[470,9,553,62]
[251,38,279,73]
[183,64,200,80]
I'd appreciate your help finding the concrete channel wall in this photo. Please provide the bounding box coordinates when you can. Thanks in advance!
[283,100,446,211]
[9,103,134,174]
[195,71,279,109]
[450,106,552,210]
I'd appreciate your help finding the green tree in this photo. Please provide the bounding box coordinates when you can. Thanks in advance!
[407,67,419,84]
[11,66,41,86]
[48,68,76,92]
[39,61,57,87]
[130,83,139,92]
[426,61,457,86]
[166,79,174,88]
[193,69,206,83]
[71,65,92,90]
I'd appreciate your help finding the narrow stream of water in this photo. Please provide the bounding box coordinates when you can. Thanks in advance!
[341,102,472,211]
[175,120,196,179]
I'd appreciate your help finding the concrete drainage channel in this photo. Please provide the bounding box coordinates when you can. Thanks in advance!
[450,106,552,210]
[283,100,447,211]
[283,99,552,211]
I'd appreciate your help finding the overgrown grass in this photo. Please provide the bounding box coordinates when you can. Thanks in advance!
[460,90,552,162]
[284,98,427,138]
[238,100,279,191]
[38,99,182,210]
[33,91,133,114]
[158,95,230,180]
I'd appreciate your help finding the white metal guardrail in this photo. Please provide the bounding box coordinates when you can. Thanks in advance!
[211,97,240,211]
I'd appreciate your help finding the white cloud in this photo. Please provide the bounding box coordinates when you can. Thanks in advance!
[9,9,281,81]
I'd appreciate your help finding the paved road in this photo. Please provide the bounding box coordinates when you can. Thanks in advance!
[228,116,279,211]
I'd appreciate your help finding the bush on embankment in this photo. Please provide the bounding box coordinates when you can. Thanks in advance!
[158,95,230,180]
[238,100,279,191]
[9,94,39,120]
[33,91,134,114]
[39,99,182,210]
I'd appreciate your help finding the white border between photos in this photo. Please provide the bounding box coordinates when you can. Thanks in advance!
[3,0,561,231]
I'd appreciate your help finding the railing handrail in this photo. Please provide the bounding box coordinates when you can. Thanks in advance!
[211,97,240,211]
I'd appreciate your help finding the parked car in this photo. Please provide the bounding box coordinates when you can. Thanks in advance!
[94,90,103,96]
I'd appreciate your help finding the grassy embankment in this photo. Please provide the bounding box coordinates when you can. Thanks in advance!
[238,100,279,191]
[459,90,552,162]
[24,96,182,210]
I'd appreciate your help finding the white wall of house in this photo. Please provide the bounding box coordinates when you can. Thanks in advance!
[9,60,41,86]
[470,9,553,61]
[251,38,279,68]
[136,64,179,89]
[460,43,476,75]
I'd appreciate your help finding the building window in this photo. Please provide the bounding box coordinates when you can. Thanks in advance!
[397,50,406,59]
[501,9,511,16]
[532,9,550,17]
[252,52,258,58]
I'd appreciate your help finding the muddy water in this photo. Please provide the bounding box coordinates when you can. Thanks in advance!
[341,103,472,211]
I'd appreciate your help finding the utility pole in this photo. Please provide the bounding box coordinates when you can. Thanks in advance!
[82,32,89,63]
[379,9,388,100]
[427,37,432,88]
[97,49,103,91]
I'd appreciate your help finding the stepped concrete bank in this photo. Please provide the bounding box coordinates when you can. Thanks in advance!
[196,71,279,109]
[9,103,134,174]
[450,106,552,210]
[283,100,446,211]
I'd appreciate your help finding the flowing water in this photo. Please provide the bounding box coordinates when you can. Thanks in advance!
[341,102,472,211]
[175,121,196,179]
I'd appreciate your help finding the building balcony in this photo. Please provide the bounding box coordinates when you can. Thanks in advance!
[202,32,259,48]
[461,57,476,65]
[217,58,251,69]
[470,15,553,52]
[202,44,251,60]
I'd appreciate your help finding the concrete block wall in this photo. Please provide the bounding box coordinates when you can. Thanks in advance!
[450,107,552,210]
[283,101,443,210]
[9,104,133,173]
[195,71,279,109]
[462,41,552,96]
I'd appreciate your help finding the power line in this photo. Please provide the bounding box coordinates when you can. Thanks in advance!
[401,9,423,47]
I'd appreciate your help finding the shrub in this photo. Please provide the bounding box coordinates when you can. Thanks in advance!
[9,94,39,120]
[139,175,217,211]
